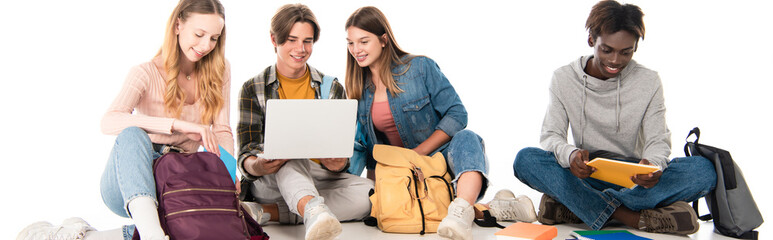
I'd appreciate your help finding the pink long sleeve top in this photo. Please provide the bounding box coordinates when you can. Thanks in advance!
[101,60,234,156]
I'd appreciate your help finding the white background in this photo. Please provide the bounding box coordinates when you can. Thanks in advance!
[1,0,771,239]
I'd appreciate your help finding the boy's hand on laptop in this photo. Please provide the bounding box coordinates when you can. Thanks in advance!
[320,158,348,172]
[631,159,662,188]
[245,156,288,176]
[569,149,595,179]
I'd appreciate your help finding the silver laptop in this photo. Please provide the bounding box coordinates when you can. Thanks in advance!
[258,99,358,160]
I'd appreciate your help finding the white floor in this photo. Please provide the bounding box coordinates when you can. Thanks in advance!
[262,220,735,240]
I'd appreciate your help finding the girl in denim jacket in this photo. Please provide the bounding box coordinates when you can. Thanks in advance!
[344,6,535,240]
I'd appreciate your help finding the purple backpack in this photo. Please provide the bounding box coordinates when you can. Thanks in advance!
[132,152,269,240]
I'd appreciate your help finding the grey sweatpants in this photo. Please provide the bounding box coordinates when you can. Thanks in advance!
[249,159,374,224]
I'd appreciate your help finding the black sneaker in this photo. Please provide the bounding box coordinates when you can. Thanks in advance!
[536,194,582,225]
[639,201,699,235]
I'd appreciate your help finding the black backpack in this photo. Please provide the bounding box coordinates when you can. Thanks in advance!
[684,127,763,239]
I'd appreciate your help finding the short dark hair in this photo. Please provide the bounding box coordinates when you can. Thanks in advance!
[585,0,645,48]
[271,4,320,45]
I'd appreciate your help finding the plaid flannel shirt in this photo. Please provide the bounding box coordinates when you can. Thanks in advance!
[237,64,346,181]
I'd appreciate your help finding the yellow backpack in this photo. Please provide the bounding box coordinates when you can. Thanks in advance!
[367,144,455,234]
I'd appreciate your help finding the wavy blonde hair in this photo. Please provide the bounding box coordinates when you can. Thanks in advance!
[344,6,413,100]
[159,0,226,125]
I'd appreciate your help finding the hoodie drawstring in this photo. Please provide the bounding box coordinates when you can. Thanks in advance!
[581,74,621,146]
[581,75,587,148]
[616,79,621,133]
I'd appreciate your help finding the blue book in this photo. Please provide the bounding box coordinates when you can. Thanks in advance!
[584,232,652,240]
[205,145,237,182]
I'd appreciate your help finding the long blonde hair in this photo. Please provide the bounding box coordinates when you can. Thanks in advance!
[159,0,226,125]
[345,6,412,100]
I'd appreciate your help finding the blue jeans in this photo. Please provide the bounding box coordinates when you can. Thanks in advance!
[100,127,160,240]
[513,147,715,230]
[440,129,490,201]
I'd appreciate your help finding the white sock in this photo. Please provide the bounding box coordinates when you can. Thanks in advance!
[128,196,167,239]
[83,228,122,240]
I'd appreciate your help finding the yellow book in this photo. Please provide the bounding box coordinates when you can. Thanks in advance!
[586,158,661,188]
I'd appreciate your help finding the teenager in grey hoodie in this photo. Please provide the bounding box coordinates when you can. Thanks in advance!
[513,0,715,235]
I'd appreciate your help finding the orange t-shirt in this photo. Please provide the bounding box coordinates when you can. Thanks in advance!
[277,68,314,100]
[277,69,320,164]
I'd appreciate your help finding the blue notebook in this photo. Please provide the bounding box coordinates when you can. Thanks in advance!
[205,145,237,182]
[583,232,652,240]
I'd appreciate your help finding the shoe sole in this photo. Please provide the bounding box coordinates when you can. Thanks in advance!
[305,213,341,240]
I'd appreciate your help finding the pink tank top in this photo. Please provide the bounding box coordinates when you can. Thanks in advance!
[371,100,404,147]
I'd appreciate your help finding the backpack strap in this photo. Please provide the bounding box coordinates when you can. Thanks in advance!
[363,188,379,227]
[691,199,714,221]
[410,169,427,235]
[686,127,713,221]
[473,210,506,229]
[320,74,334,99]
[684,127,700,157]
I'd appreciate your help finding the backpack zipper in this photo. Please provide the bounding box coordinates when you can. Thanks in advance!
[163,188,239,217]
[166,208,238,217]
[163,188,237,196]
[237,200,252,238]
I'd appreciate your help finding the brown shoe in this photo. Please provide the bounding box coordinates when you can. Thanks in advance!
[639,201,699,235]
[537,194,582,225]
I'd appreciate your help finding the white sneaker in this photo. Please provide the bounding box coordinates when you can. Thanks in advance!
[438,198,474,240]
[17,217,96,240]
[487,189,537,222]
[303,197,342,240]
[241,201,271,225]
[493,188,516,199]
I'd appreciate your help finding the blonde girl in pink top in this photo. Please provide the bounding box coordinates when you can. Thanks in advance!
[17,0,232,239]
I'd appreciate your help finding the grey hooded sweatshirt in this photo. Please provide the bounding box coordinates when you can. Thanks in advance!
[540,55,671,170]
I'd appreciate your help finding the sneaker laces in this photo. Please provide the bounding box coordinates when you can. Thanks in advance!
[495,209,518,220]
[652,217,675,232]
[489,201,519,220]
[638,201,699,235]
[641,212,675,232]
[304,202,329,221]
[448,203,466,219]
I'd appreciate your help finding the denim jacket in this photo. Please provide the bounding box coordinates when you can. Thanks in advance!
[348,56,467,175]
